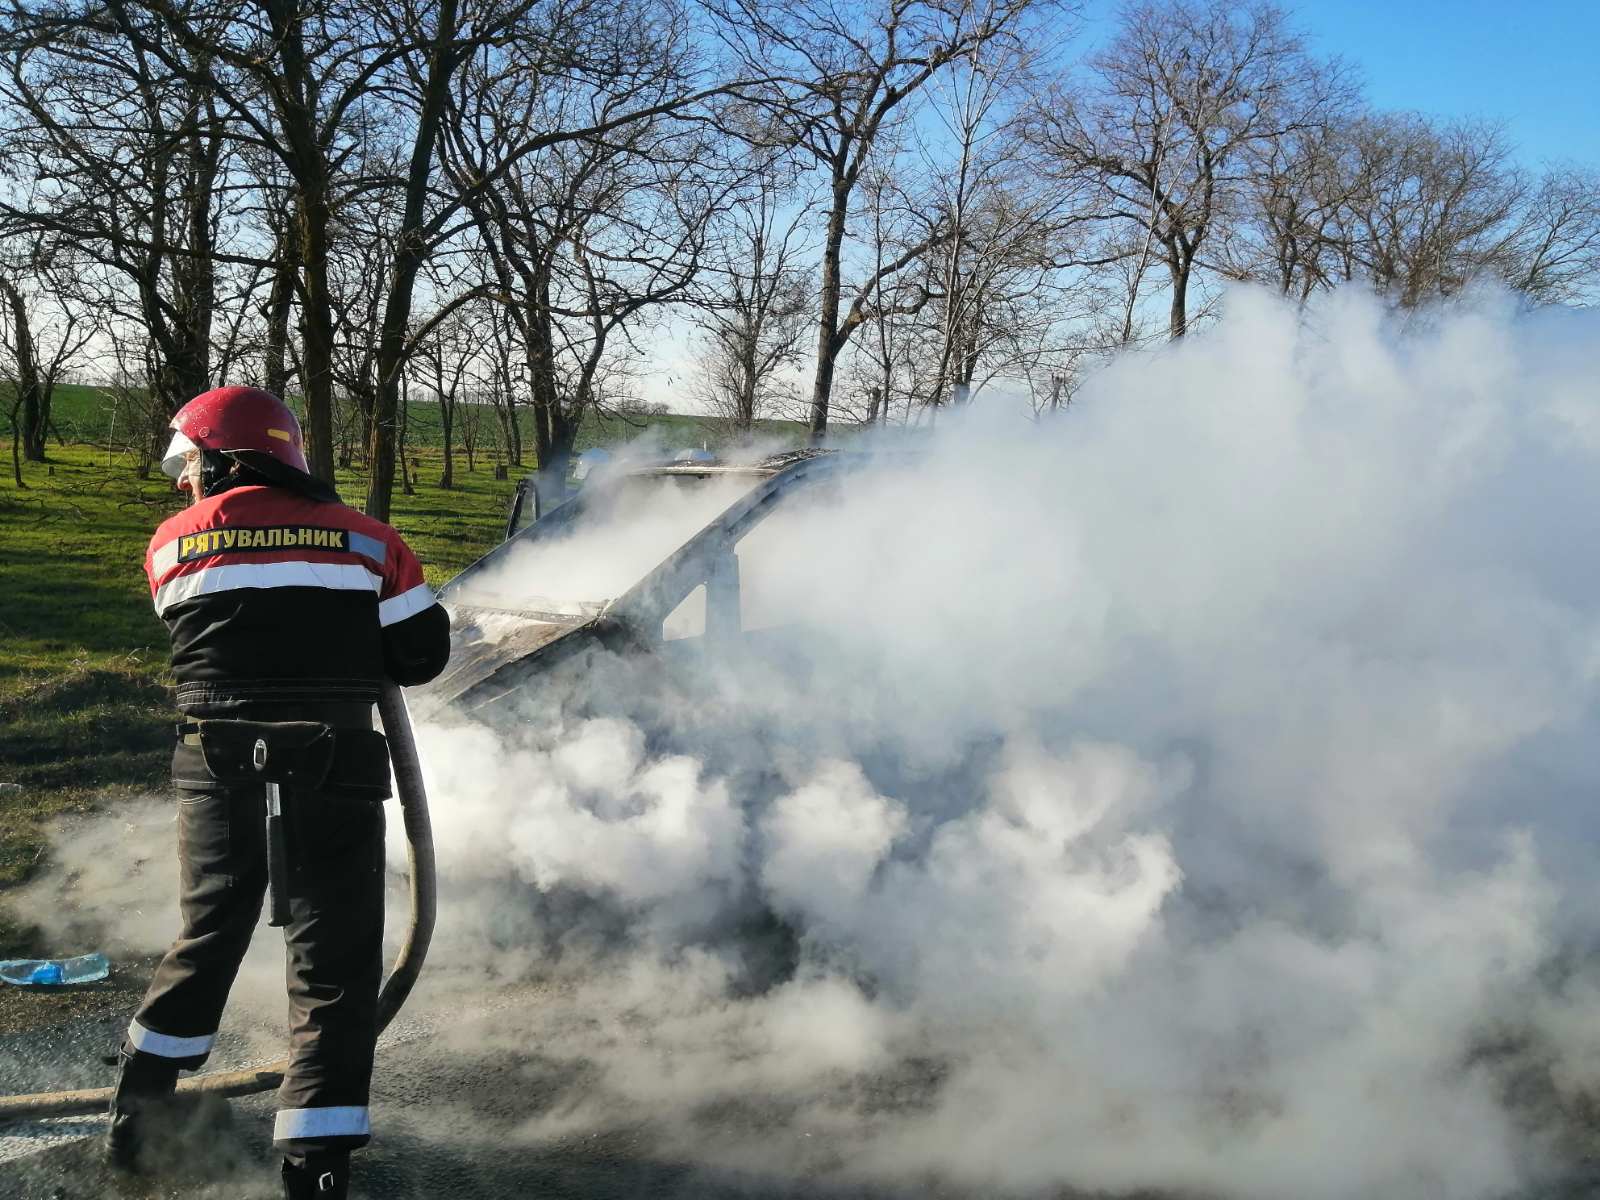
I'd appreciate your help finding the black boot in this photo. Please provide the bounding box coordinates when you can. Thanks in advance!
[103,1050,179,1172]
[281,1150,351,1199]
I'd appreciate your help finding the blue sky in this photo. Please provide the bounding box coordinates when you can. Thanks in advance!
[1073,0,1600,168]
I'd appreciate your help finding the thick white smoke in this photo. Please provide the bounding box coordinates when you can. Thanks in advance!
[412,286,1600,1199]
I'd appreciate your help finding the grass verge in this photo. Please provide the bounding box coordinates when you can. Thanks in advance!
[0,437,521,963]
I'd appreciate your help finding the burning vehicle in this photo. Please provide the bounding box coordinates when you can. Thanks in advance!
[414,449,857,721]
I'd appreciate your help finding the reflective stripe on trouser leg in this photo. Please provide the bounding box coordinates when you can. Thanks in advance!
[125,1019,216,1059]
[128,782,268,1070]
[275,791,385,1153]
[275,1106,371,1141]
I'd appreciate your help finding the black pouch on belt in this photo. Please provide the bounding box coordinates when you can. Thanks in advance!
[182,721,392,801]
[193,720,337,789]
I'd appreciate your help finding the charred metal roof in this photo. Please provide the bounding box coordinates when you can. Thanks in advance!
[627,447,835,478]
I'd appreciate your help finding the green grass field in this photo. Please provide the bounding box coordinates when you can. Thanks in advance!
[0,384,805,956]
[40,382,806,468]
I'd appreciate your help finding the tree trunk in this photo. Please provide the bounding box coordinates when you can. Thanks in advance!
[398,373,414,496]
[297,184,338,482]
[9,392,25,486]
[498,395,521,468]
[167,331,212,411]
[263,0,335,484]
[173,101,219,408]
[729,334,755,431]
[527,279,559,472]
[365,0,461,524]
[543,402,577,496]
[141,414,167,480]
[1168,249,1191,340]
[864,386,882,424]
[367,352,403,521]
[809,184,850,443]
[439,394,455,489]
[0,277,45,462]
[30,382,53,460]
[959,339,978,391]
[264,254,294,399]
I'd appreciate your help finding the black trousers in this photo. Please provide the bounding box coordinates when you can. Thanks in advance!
[120,763,386,1157]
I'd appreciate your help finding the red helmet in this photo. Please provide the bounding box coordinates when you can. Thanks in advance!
[161,386,309,485]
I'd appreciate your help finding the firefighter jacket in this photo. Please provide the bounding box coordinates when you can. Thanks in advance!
[145,484,450,717]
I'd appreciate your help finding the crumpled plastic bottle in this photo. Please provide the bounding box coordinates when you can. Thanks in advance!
[0,952,111,987]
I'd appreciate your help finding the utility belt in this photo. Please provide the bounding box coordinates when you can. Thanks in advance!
[173,720,392,802]
[173,719,392,928]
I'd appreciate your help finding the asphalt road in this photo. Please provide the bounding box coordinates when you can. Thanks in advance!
[6,957,1600,1199]
[0,972,975,1200]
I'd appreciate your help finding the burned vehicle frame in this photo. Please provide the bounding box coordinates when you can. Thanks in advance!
[414,449,854,720]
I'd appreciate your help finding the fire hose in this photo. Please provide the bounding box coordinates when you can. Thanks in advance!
[0,682,436,1122]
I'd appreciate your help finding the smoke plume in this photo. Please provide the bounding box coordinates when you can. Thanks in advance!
[414,286,1600,1199]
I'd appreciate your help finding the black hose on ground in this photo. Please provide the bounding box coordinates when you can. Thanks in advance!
[0,683,437,1122]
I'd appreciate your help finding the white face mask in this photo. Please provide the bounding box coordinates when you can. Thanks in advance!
[161,431,198,483]
[160,431,208,504]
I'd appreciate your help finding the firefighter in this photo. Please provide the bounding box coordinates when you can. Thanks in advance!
[107,387,450,1199]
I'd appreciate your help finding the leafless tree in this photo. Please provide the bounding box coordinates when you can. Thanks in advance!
[854,167,916,424]
[909,28,1102,412]
[0,245,95,482]
[217,148,302,399]
[329,192,406,470]
[1498,166,1600,305]
[690,178,813,433]
[2,0,1594,517]
[1331,114,1526,305]
[442,0,733,487]
[0,1,234,467]
[86,0,608,514]
[711,0,1055,439]
[0,271,43,483]
[921,35,1019,407]
[413,306,477,489]
[459,373,487,474]
[1227,107,1599,310]
[1232,116,1354,300]
[1030,0,1346,339]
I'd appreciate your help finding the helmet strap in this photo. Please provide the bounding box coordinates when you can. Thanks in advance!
[225,449,340,502]
[199,449,241,497]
